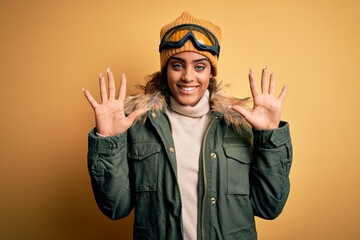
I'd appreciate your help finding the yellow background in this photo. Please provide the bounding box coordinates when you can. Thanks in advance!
[1,0,359,239]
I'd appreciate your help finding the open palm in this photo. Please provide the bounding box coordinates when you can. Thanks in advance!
[83,68,145,136]
[232,66,288,130]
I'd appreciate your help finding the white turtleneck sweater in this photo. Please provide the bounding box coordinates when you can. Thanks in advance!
[165,90,211,240]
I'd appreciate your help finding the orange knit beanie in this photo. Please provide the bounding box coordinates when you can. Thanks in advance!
[159,12,222,76]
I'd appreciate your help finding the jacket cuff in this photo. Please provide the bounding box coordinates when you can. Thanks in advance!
[252,121,291,148]
[88,128,127,154]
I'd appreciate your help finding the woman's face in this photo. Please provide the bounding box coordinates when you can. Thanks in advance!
[167,51,212,106]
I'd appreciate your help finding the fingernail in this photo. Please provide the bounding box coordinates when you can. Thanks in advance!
[263,65,267,69]
[106,67,111,73]
[249,68,253,74]
[99,73,103,77]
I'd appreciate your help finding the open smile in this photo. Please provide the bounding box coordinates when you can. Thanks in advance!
[178,85,199,93]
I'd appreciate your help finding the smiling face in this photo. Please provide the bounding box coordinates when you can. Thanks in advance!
[166,51,212,106]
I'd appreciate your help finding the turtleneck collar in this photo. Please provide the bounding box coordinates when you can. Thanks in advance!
[169,90,210,118]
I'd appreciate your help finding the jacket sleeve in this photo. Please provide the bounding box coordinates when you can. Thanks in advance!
[87,129,134,220]
[250,121,293,219]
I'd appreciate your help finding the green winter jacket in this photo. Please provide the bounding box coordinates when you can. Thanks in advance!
[88,106,292,240]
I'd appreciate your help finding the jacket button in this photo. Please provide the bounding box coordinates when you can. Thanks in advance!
[210,153,217,158]
[169,147,175,153]
[151,112,156,118]
[211,197,216,204]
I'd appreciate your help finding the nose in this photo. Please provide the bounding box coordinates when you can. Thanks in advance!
[181,68,194,82]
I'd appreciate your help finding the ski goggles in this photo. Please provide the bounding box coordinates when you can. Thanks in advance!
[159,24,220,57]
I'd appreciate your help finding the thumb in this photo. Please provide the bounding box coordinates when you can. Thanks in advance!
[231,105,251,120]
[127,109,147,124]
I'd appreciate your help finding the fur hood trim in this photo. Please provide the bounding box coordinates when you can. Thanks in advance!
[125,90,251,132]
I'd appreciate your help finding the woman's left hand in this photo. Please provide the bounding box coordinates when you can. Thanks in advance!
[232,66,288,130]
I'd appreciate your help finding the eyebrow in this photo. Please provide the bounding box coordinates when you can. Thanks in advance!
[169,56,210,63]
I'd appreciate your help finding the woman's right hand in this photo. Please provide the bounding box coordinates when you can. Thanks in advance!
[83,68,146,137]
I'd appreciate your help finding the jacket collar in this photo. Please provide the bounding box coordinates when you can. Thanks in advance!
[125,89,250,132]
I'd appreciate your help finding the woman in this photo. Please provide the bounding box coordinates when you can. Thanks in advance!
[83,12,292,240]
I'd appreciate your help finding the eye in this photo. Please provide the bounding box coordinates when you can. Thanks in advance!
[171,63,183,70]
[195,65,205,71]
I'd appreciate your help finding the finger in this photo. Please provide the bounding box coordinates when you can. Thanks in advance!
[269,72,275,95]
[82,88,99,109]
[99,73,107,102]
[278,84,288,102]
[249,69,260,98]
[107,67,116,100]
[261,65,269,94]
[118,73,127,103]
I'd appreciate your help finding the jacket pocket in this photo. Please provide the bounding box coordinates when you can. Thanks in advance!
[224,145,252,195]
[128,142,161,192]
[133,225,159,240]
[229,224,257,240]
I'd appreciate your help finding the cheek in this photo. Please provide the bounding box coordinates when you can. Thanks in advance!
[201,76,211,89]
[202,68,212,86]
[166,73,178,96]
[167,73,175,87]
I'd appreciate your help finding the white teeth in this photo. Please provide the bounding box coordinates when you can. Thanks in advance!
[180,86,196,92]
